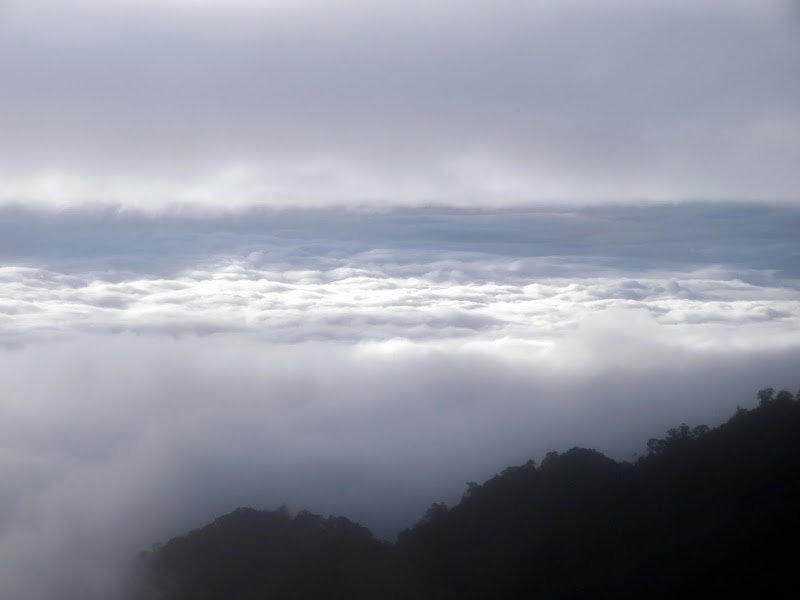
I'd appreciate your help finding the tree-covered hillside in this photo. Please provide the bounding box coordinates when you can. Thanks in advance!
[126,387,800,599]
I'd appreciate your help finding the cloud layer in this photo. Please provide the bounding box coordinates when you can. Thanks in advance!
[2,258,798,350]
[2,205,797,350]
[1,204,799,597]
[2,0,799,208]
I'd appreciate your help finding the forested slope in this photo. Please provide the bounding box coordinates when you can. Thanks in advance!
[126,387,800,599]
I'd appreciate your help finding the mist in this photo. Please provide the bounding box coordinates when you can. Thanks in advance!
[2,334,799,598]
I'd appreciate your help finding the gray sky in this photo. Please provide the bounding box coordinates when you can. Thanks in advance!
[1,1,800,598]
[1,0,799,209]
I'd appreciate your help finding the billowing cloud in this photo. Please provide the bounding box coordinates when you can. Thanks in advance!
[2,205,798,349]
[1,260,798,348]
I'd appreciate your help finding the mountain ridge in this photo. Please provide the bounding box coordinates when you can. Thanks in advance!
[124,386,800,599]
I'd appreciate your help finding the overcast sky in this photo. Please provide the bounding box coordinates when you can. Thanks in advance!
[1,0,799,208]
[1,1,799,598]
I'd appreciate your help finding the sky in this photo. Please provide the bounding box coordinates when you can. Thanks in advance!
[1,1,799,598]
[1,0,800,208]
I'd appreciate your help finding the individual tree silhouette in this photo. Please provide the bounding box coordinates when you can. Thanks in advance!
[757,387,775,405]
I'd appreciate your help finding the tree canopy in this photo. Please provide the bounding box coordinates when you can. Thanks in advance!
[125,387,800,599]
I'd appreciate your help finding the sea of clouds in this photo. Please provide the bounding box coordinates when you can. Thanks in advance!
[1,0,799,596]
[1,204,798,598]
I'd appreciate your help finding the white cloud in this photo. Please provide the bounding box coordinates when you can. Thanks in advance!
[2,258,798,351]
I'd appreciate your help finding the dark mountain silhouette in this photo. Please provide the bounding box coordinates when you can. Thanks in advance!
[124,507,400,600]
[125,387,800,599]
